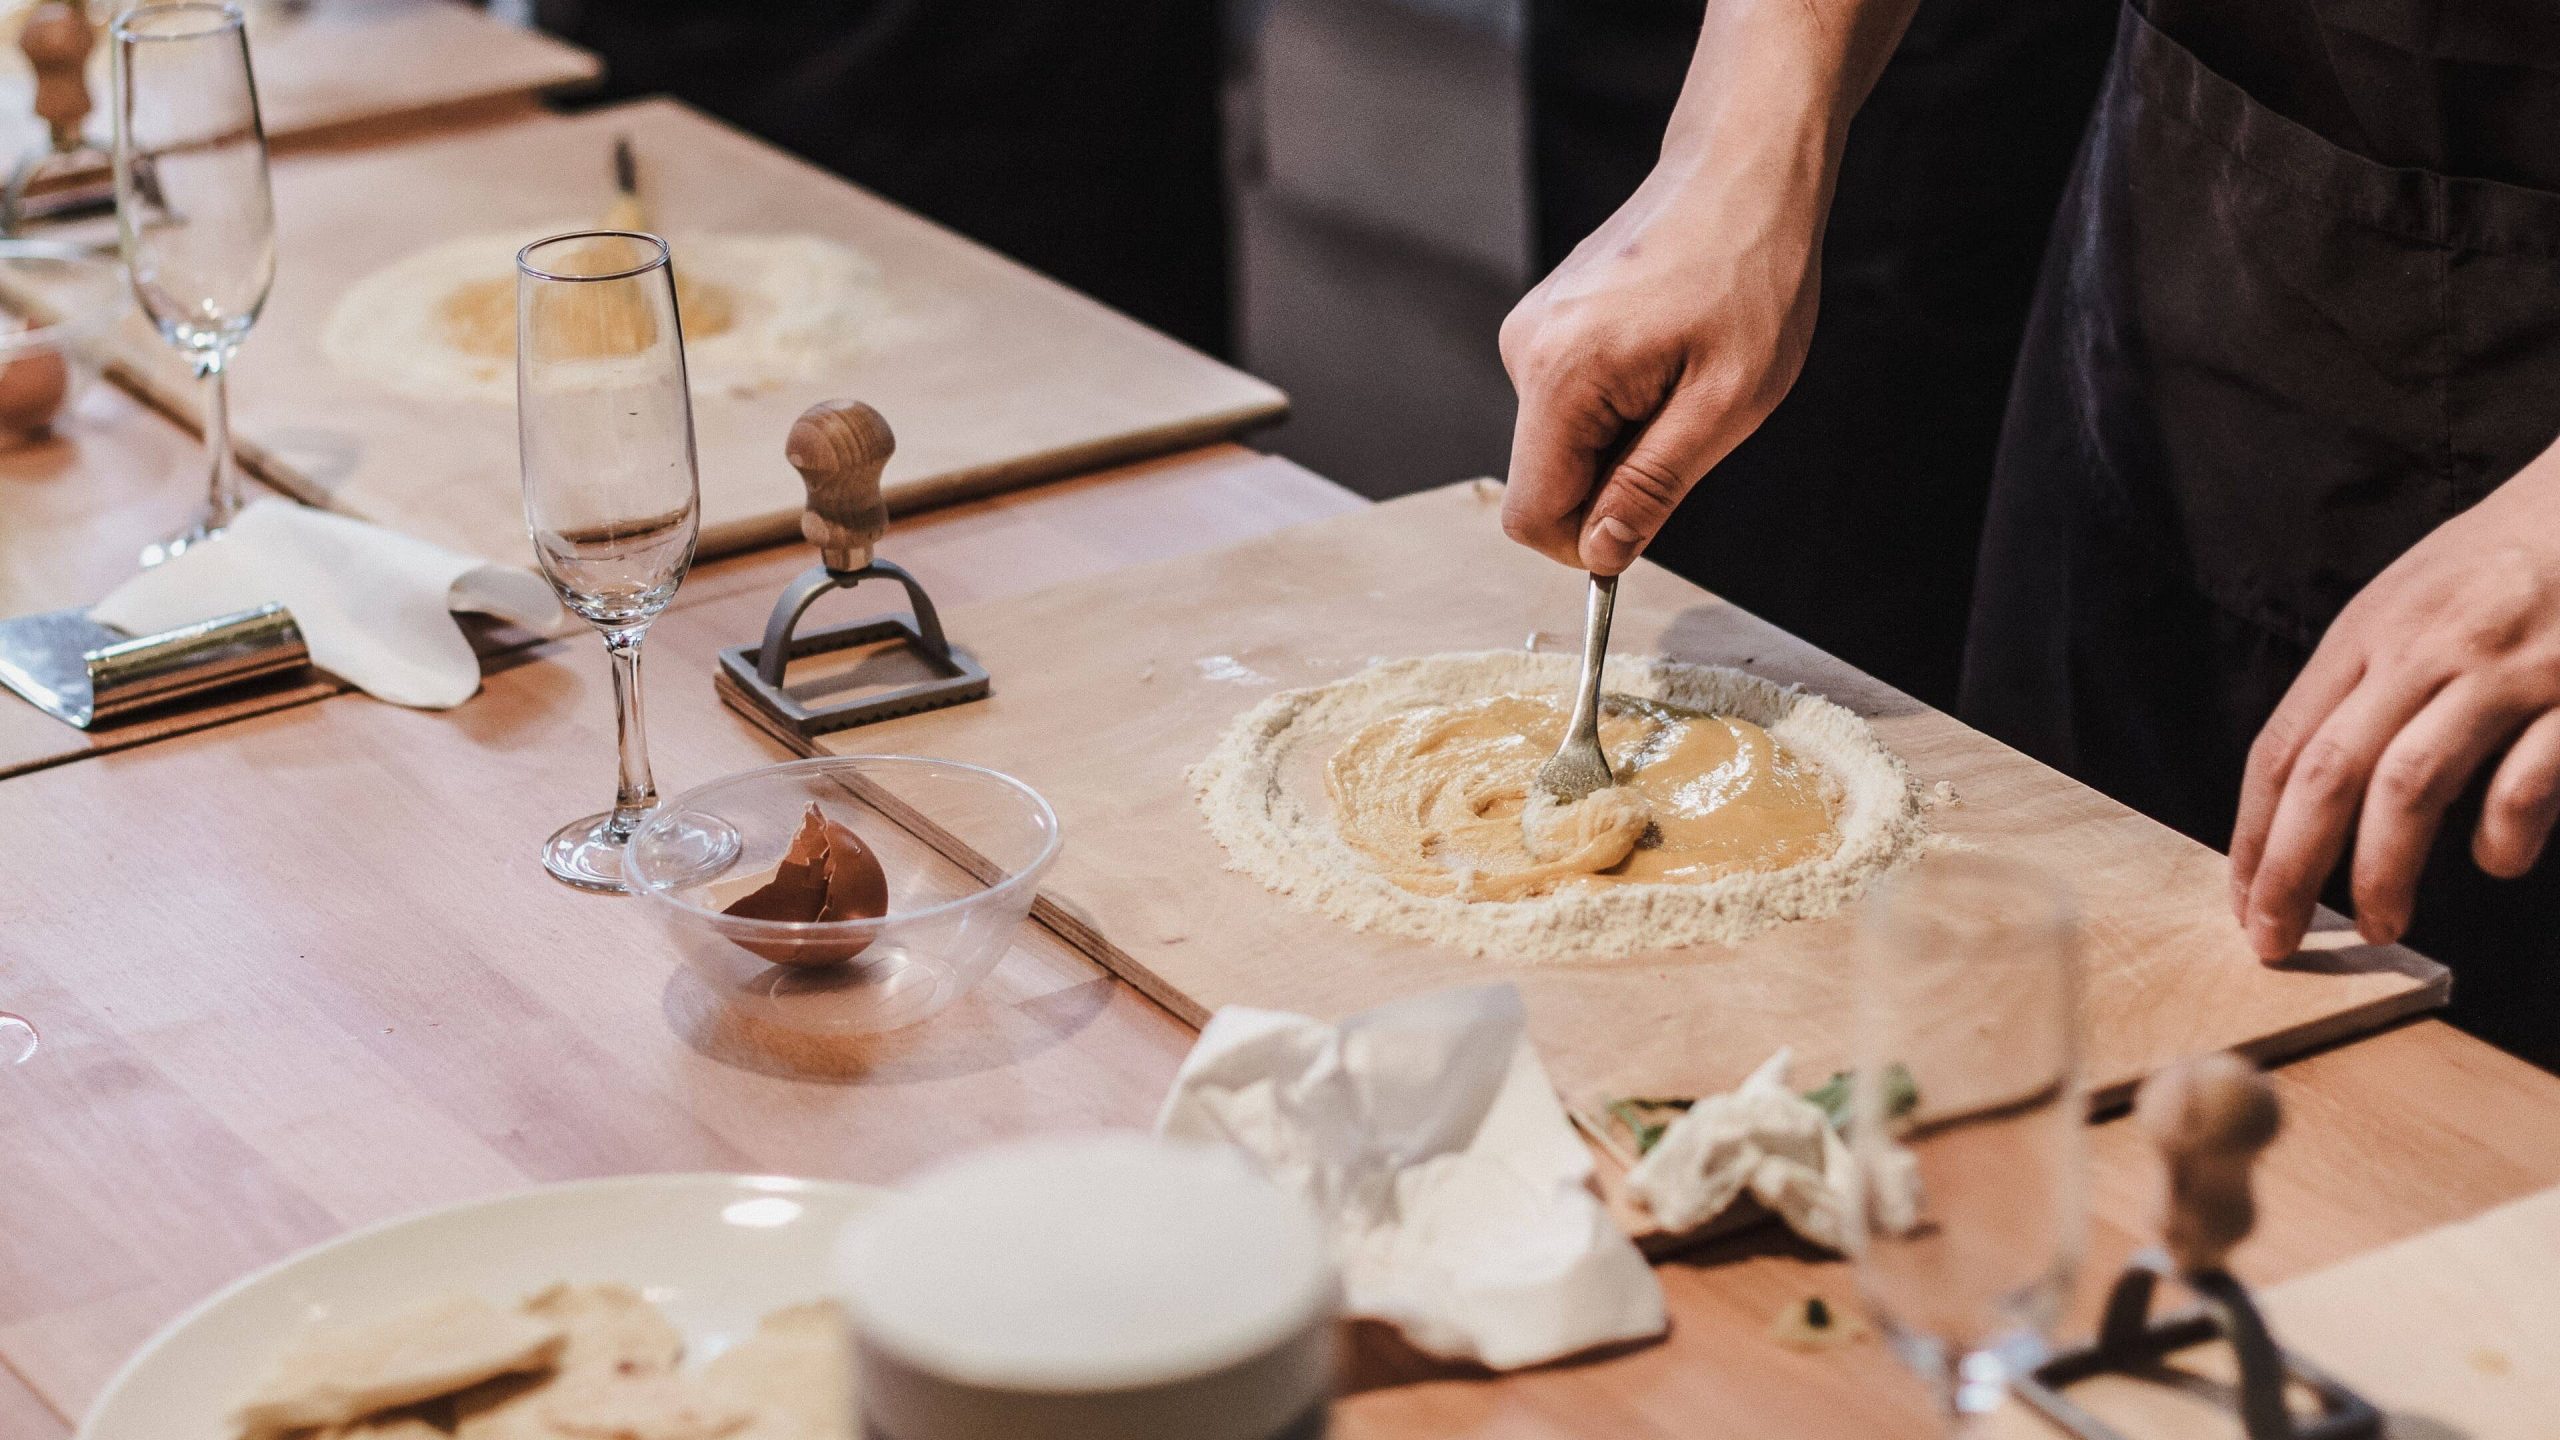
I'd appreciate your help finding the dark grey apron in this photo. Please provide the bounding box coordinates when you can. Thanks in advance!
[1963,0,2560,1066]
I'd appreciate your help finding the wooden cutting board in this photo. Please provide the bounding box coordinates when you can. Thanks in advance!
[87,97,1286,566]
[777,481,2444,1130]
[1984,1183,2560,1439]
[0,0,598,167]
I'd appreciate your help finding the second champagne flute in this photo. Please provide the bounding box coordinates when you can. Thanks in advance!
[1851,853,2086,1434]
[112,1,274,565]
[517,230,735,892]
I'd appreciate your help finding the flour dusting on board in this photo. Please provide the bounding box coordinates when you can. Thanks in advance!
[1189,651,1929,960]
[322,227,912,405]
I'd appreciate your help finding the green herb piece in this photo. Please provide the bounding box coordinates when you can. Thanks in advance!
[1802,1063,1918,1132]
[1606,1096,1693,1155]
[1805,1296,1832,1329]
[1606,1065,1918,1157]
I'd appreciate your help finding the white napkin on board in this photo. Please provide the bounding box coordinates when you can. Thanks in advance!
[92,498,563,710]
[1155,983,1666,1370]
[1626,1048,1921,1253]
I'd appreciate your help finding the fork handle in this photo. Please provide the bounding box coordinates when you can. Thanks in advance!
[1556,568,1617,753]
[1561,572,1618,745]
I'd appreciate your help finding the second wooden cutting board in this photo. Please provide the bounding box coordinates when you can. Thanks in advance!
[92,97,1284,567]
[778,480,2444,1124]
[1980,1183,2560,1439]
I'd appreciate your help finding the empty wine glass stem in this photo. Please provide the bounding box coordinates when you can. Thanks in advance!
[604,627,657,842]
[197,348,241,531]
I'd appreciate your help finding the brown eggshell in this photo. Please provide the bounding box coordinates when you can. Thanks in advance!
[721,802,890,966]
[818,820,890,923]
[0,347,70,441]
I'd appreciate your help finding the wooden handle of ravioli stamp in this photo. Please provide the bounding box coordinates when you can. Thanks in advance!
[2135,1051,2282,1276]
[788,399,894,572]
[22,1,91,154]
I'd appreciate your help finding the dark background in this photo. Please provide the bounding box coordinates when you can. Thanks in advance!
[533,0,2117,711]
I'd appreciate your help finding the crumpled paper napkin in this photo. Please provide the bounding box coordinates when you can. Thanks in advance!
[93,498,562,709]
[1155,983,1666,1370]
[1627,1047,1916,1251]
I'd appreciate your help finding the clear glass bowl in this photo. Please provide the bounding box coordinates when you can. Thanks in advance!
[0,238,121,448]
[623,756,1062,1035]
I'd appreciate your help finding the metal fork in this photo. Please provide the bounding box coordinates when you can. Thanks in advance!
[1536,572,1618,801]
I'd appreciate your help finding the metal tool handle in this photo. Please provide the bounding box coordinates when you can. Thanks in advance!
[1561,573,1616,746]
[21,2,90,155]
[787,398,894,574]
[2135,1052,2282,1276]
[753,558,952,689]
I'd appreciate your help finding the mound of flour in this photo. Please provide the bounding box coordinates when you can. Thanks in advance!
[1188,651,1929,961]
[321,227,908,405]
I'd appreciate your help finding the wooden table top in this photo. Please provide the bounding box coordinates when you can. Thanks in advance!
[4,444,2558,1439]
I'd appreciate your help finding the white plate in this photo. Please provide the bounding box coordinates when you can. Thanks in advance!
[80,1173,885,1440]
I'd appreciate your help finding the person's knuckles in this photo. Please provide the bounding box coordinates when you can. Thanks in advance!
[1498,489,1586,559]
[1497,292,1565,378]
[2368,742,2458,817]
[1594,450,1691,529]
[2289,734,2371,805]
[1498,502,1560,550]
[2242,712,2309,797]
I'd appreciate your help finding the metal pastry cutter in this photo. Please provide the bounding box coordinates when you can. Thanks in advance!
[0,603,307,729]
[2013,1056,2381,1440]
[716,400,987,740]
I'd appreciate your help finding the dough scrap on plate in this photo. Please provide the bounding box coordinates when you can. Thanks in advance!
[454,1283,698,1439]
[230,1294,564,1436]
[531,1372,750,1440]
[524,1284,685,1378]
[314,1418,450,1440]
[698,1302,854,1440]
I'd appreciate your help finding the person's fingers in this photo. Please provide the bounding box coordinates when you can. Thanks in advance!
[1577,387,1737,574]
[2243,667,2443,959]
[2349,680,2526,944]
[1501,376,1611,568]
[2231,647,2366,916]
[2476,709,2560,878]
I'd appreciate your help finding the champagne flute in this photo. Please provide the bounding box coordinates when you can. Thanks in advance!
[112,1,275,566]
[1851,853,2085,1432]
[517,230,735,892]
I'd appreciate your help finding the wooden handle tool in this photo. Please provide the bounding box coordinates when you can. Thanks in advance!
[21,2,91,155]
[2135,1051,2282,1276]
[788,399,894,572]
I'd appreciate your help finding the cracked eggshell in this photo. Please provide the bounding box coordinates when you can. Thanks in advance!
[721,803,891,967]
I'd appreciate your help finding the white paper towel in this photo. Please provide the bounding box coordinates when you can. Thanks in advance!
[1155,984,1666,1370]
[1626,1047,1919,1252]
[93,498,562,710]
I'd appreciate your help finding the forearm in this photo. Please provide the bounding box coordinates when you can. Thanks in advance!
[1501,0,1925,573]
[1656,0,1927,204]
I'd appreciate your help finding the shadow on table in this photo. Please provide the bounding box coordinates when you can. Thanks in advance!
[661,966,1116,1085]
[1338,1318,1665,1398]
[1651,1216,1836,1271]
[1657,603,1932,723]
